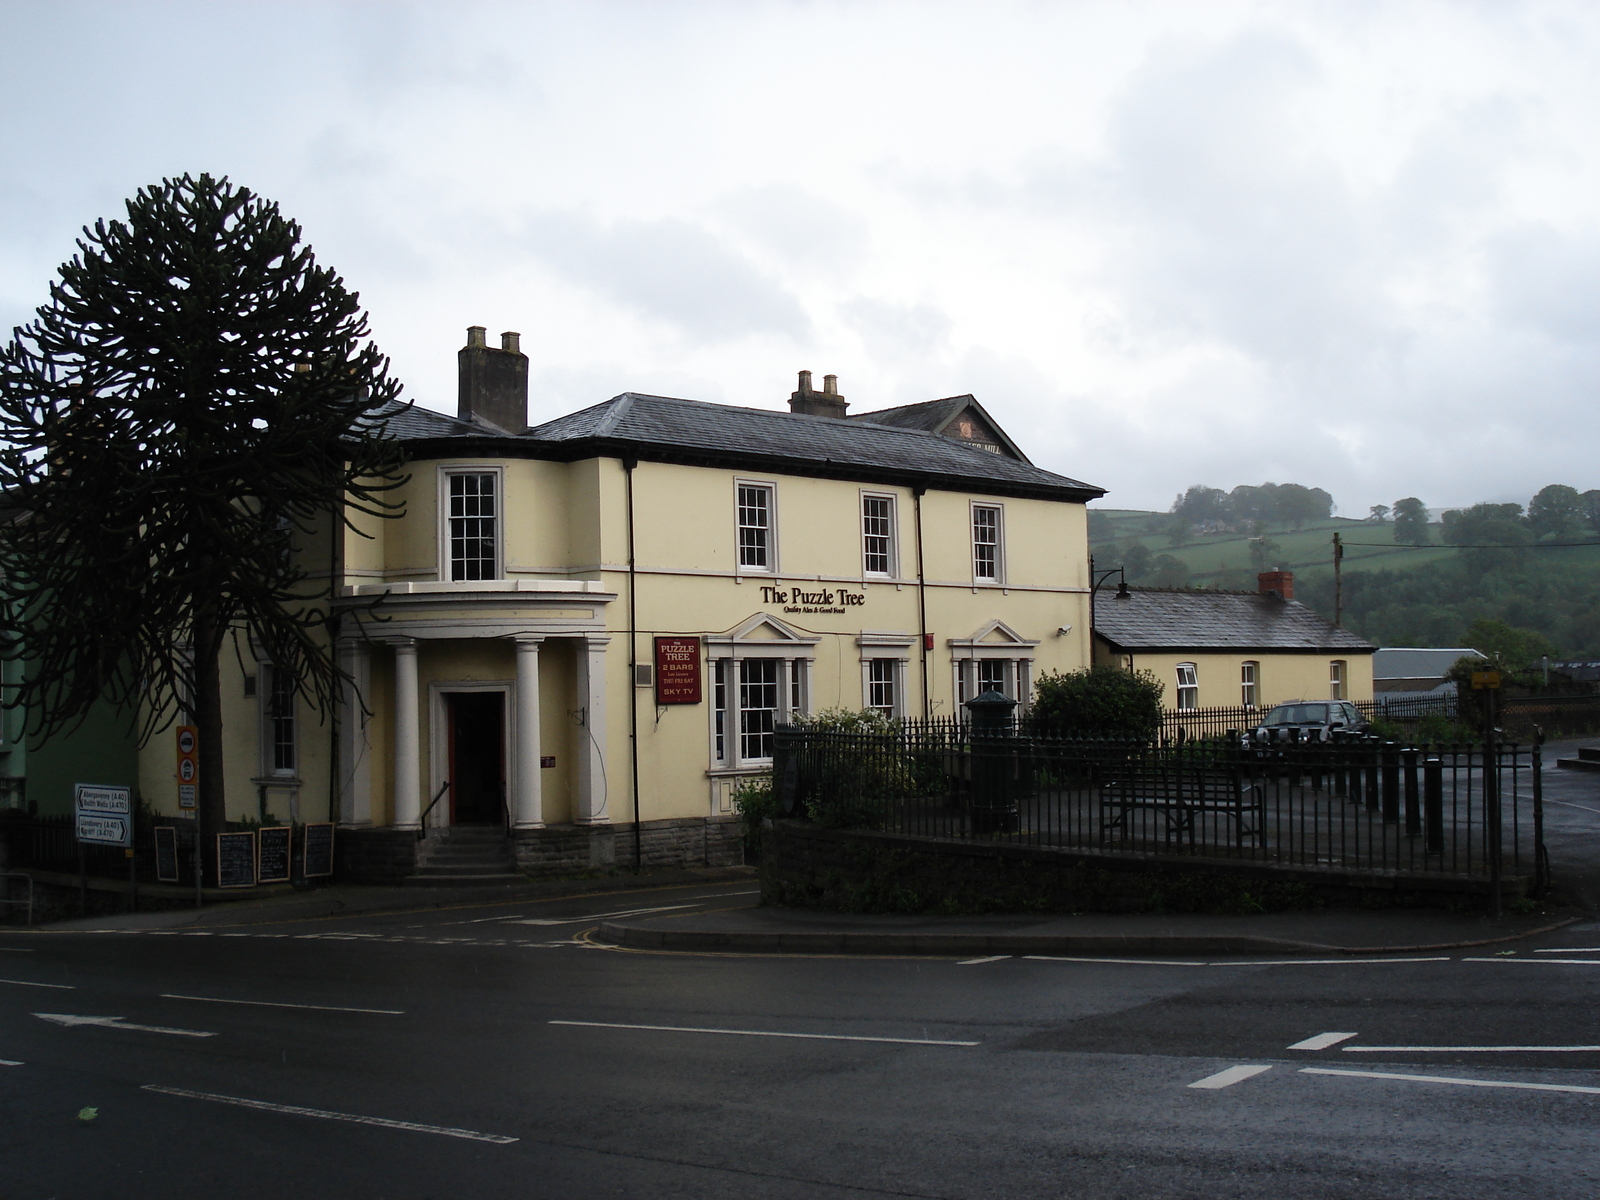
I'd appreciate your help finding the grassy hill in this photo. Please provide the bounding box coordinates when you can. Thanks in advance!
[1088,507,1600,655]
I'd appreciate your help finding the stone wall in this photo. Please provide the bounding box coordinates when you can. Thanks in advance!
[335,816,742,883]
[513,816,741,878]
[335,828,418,884]
[761,820,1522,915]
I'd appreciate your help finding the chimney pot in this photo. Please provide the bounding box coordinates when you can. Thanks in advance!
[788,369,848,418]
[458,324,529,434]
[1257,570,1294,600]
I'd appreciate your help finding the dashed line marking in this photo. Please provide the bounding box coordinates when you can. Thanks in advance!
[161,994,404,1015]
[1464,957,1600,966]
[1288,1032,1360,1050]
[549,1019,980,1047]
[1301,1067,1600,1096]
[957,956,1010,966]
[1533,947,1600,953]
[141,1084,518,1143]
[1188,1064,1273,1089]
[0,978,73,990]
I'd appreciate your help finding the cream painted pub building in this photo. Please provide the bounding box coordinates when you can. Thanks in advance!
[250,330,1105,878]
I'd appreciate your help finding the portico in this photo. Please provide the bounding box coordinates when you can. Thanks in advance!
[334,579,615,834]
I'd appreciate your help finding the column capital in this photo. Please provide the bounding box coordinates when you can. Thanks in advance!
[390,636,419,653]
[511,634,545,648]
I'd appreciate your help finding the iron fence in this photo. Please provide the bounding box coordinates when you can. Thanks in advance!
[1157,695,1458,743]
[774,721,1545,888]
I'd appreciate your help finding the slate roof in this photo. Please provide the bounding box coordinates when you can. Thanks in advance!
[1094,587,1375,653]
[375,394,1102,502]
[1372,647,1484,679]
[850,394,1031,462]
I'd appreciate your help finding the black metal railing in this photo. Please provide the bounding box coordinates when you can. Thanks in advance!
[774,721,1544,886]
[1157,695,1458,743]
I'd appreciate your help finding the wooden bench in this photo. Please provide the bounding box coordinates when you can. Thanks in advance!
[1100,766,1264,847]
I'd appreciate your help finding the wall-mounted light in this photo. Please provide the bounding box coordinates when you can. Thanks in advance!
[1056,625,1072,636]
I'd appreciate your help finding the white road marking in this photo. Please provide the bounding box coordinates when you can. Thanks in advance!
[1343,1044,1600,1053]
[549,1019,981,1046]
[1533,947,1600,954]
[0,947,35,953]
[140,1084,518,1143]
[0,978,73,990]
[1025,955,1448,968]
[161,993,404,1015]
[35,1013,215,1037]
[1302,1067,1600,1096]
[1025,955,1210,967]
[1,1058,22,1065]
[1544,798,1600,817]
[958,956,1010,965]
[508,904,699,926]
[1288,1032,1360,1050]
[1464,957,1600,966]
[1188,1064,1273,1089]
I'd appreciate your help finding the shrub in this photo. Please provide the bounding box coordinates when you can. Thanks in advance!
[730,772,776,860]
[1030,666,1164,740]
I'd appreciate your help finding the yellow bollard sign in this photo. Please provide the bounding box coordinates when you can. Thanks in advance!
[176,725,199,809]
[1470,670,1502,690]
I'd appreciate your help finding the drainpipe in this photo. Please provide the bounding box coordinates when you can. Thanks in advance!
[624,457,642,873]
[914,486,929,720]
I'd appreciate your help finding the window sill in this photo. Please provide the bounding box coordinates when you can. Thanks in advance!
[706,765,772,777]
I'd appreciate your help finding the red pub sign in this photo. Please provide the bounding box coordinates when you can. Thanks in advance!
[654,636,703,704]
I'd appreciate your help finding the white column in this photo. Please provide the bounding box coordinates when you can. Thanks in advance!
[513,636,544,829]
[392,639,421,830]
[337,640,372,827]
[575,636,610,824]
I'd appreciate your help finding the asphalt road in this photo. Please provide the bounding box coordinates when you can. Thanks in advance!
[4,870,1600,1200]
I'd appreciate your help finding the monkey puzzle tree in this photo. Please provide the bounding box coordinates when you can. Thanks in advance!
[0,174,406,883]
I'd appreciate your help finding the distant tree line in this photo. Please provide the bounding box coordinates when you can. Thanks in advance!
[1169,482,1334,531]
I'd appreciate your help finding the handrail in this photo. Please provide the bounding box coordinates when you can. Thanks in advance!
[416,780,450,840]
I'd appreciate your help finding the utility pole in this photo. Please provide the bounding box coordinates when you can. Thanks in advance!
[1333,533,1344,627]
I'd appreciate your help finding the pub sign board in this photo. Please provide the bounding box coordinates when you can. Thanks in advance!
[153,827,180,883]
[74,784,132,847]
[654,636,702,705]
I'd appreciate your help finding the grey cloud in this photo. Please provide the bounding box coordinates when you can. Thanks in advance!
[1488,222,1600,344]
[840,297,953,357]
[520,213,810,343]
[712,185,869,273]
[1080,30,1399,372]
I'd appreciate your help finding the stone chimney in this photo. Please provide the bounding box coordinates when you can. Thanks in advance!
[788,369,848,418]
[457,325,529,433]
[1257,570,1294,600]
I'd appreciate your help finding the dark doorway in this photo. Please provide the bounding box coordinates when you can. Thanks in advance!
[447,691,505,825]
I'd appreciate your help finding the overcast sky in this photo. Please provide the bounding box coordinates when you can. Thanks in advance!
[2,1,1597,514]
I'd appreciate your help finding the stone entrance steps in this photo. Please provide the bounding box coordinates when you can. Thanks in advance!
[407,825,523,887]
[1556,746,1600,772]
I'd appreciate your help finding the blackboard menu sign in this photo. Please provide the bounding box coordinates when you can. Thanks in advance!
[216,831,257,889]
[154,827,180,883]
[257,827,292,884]
[301,822,334,878]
